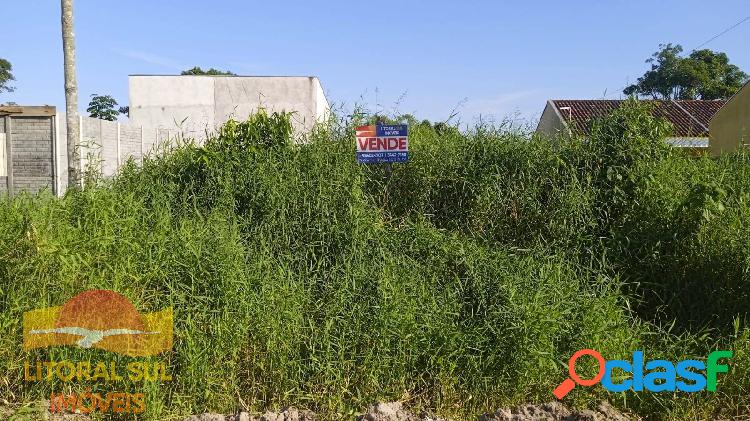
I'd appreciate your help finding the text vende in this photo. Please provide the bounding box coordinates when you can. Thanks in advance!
[357,137,408,152]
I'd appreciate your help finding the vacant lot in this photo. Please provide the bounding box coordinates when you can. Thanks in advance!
[1,102,749,419]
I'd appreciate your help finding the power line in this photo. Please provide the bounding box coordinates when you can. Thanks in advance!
[603,16,750,98]
[693,16,750,50]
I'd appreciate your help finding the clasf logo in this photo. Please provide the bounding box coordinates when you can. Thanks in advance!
[553,349,732,399]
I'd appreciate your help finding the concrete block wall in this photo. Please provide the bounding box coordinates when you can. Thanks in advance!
[0,118,5,195]
[80,116,101,179]
[119,124,143,164]
[79,117,123,178]
[100,119,119,177]
[10,117,55,195]
[0,113,55,196]
[2,110,189,196]
[58,115,183,194]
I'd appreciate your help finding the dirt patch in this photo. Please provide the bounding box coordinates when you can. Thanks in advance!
[479,401,633,421]
[186,407,315,421]
[3,400,632,420]
[352,401,632,421]
[356,401,447,421]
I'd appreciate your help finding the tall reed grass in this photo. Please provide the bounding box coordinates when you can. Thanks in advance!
[1,103,749,419]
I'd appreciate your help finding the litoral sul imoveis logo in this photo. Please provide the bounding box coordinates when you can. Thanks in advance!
[22,290,173,414]
[553,349,733,399]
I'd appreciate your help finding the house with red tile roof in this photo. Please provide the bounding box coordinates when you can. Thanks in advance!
[536,99,726,150]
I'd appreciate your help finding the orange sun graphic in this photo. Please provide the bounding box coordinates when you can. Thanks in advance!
[23,290,172,356]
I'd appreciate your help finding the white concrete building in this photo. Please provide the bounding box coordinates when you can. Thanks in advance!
[128,75,330,139]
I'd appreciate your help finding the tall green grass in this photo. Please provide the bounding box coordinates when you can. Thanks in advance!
[1,103,749,419]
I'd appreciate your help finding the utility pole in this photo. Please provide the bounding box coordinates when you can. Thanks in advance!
[61,0,80,189]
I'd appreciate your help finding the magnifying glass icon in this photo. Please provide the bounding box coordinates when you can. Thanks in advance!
[553,349,605,399]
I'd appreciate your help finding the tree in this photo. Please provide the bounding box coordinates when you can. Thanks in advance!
[87,94,119,120]
[118,106,129,117]
[624,43,748,100]
[0,58,15,94]
[61,0,80,189]
[681,49,749,100]
[181,66,236,76]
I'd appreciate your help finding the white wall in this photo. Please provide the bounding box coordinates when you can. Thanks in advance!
[314,78,329,123]
[56,114,172,194]
[535,101,568,136]
[53,76,332,194]
[128,75,330,139]
[129,76,215,140]
[0,133,6,177]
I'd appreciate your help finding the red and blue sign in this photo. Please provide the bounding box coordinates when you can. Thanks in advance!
[356,124,409,164]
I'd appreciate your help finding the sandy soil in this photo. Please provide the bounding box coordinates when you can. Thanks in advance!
[186,401,634,421]
[2,400,635,420]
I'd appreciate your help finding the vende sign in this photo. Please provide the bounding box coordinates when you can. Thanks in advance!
[355,124,409,164]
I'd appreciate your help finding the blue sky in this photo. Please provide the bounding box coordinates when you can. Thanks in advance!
[3,1,750,126]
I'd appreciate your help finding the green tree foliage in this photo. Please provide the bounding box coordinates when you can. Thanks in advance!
[624,43,748,100]
[86,94,119,121]
[181,66,236,76]
[0,58,15,94]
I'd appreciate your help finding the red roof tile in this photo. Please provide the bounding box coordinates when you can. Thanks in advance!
[551,99,726,137]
